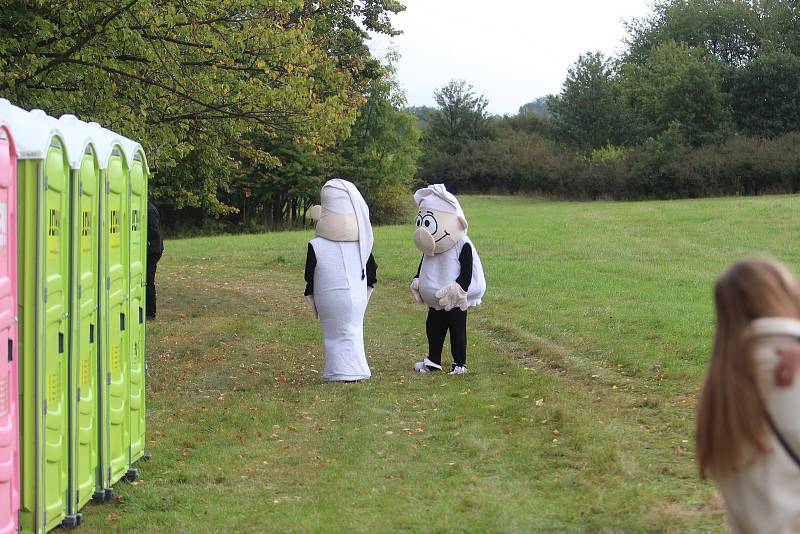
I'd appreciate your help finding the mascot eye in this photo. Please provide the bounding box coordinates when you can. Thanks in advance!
[415,214,422,227]
[421,214,438,234]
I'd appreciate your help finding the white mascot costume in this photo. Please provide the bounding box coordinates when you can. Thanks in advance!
[410,184,485,375]
[304,179,376,382]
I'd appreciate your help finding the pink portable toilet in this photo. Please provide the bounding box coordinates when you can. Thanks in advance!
[0,118,19,534]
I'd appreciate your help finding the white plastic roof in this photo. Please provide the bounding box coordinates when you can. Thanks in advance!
[56,114,99,170]
[0,100,148,171]
[0,99,67,160]
[119,136,149,172]
[84,121,126,169]
[57,114,127,170]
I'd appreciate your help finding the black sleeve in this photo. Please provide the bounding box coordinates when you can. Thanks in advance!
[304,243,316,296]
[456,243,473,292]
[147,202,163,255]
[414,256,423,278]
[366,254,377,288]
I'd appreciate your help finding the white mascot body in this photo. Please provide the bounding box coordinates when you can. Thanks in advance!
[304,179,376,382]
[410,184,485,375]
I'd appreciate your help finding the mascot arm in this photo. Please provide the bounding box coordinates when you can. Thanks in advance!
[305,295,318,319]
[456,243,473,292]
[304,243,316,296]
[410,256,424,304]
[304,243,318,318]
[367,253,377,301]
[410,277,423,304]
[366,253,378,288]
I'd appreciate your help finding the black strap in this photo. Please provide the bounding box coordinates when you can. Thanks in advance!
[765,410,800,468]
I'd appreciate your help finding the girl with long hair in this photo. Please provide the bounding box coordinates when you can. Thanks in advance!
[696,258,800,533]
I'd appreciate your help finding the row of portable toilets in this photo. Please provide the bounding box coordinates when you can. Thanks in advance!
[0,100,148,533]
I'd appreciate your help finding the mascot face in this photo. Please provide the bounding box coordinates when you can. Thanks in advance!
[414,208,466,256]
[310,205,358,242]
[309,183,360,242]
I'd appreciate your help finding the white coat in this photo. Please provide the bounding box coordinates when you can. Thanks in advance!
[418,236,485,310]
[310,236,371,381]
[715,317,800,533]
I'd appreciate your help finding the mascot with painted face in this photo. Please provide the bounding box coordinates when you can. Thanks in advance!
[304,179,377,382]
[410,184,486,375]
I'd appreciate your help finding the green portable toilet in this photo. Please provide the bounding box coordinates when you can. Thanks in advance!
[58,114,100,518]
[120,138,147,476]
[0,101,73,532]
[88,123,130,496]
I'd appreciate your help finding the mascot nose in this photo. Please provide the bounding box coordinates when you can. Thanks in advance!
[414,227,436,256]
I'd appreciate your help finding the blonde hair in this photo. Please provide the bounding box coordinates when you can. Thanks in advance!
[696,258,800,478]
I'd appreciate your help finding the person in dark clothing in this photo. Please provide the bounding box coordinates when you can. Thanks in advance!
[146,200,164,319]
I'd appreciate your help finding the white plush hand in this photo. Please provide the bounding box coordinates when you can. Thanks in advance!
[367,286,374,301]
[305,295,318,319]
[410,278,423,304]
[435,282,468,311]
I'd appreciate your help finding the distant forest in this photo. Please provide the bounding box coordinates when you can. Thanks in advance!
[412,0,800,207]
[4,0,800,233]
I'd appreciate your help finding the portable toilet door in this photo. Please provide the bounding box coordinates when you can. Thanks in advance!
[122,140,147,475]
[0,120,20,534]
[3,103,72,533]
[90,124,130,494]
[58,114,100,520]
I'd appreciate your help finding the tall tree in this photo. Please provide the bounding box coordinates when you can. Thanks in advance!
[426,80,490,155]
[0,0,405,215]
[730,49,800,138]
[624,0,761,66]
[621,41,732,145]
[547,52,628,151]
[333,53,421,223]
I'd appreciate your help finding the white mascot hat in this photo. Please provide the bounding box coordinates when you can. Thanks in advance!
[321,179,374,276]
[413,183,468,229]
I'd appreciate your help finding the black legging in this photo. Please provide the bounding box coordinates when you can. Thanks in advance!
[426,307,467,367]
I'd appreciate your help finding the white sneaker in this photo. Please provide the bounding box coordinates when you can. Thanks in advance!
[449,365,468,376]
[414,357,442,373]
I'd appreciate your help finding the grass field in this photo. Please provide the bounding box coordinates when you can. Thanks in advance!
[79,194,800,533]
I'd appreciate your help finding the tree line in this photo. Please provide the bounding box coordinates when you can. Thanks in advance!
[0,0,417,231]
[3,0,799,233]
[417,0,800,202]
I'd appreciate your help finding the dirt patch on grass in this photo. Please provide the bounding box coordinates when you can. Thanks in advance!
[657,493,725,520]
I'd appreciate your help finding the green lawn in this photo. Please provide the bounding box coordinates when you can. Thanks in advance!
[80,194,800,533]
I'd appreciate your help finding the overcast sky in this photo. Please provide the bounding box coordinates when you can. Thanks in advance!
[368,0,654,116]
